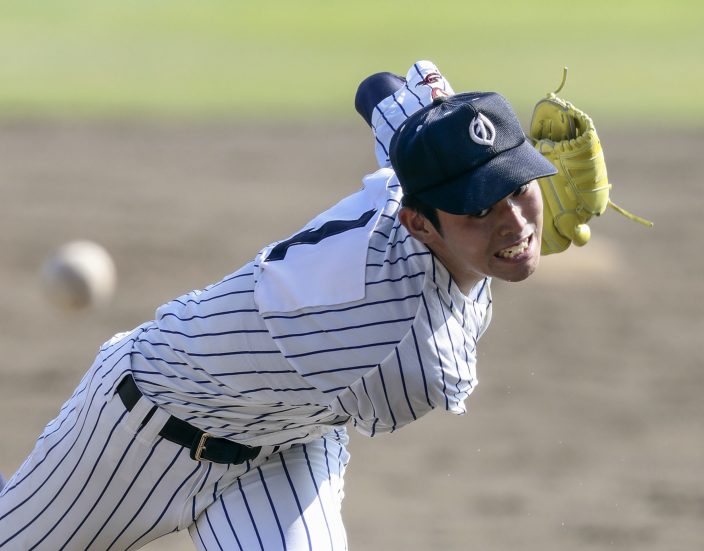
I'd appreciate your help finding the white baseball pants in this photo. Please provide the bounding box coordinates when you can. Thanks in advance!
[0,356,350,550]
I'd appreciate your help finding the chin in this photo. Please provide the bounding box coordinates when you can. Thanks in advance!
[504,261,539,283]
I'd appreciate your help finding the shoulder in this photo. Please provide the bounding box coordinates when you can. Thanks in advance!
[253,169,403,314]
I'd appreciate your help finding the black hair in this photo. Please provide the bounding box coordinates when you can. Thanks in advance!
[401,193,442,234]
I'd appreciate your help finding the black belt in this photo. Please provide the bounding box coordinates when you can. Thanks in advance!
[116,374,261,465]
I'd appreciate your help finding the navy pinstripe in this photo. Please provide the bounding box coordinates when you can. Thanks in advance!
[237,477,265,550]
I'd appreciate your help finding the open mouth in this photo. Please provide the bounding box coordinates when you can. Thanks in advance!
[496,235,532,259]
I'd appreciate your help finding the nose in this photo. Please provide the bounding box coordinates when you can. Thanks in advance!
[496,196,527,236]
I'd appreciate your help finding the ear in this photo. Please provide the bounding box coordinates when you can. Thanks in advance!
[398,207,440,245]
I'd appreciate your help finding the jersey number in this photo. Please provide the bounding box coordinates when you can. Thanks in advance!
[265,208,377,262]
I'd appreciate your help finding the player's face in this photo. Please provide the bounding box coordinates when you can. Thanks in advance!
[403,180,543,293]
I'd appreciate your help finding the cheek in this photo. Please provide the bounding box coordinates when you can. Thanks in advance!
[534,197,544,230]
[525,189,544,228]
[535,187,544,216]
[451,226,494,266]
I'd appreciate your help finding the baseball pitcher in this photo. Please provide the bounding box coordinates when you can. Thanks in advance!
[0,60,646,550]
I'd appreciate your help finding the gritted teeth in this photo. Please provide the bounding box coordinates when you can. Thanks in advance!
[496,236,530,259]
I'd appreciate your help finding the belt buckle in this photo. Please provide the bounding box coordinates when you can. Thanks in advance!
[194,432,212,462]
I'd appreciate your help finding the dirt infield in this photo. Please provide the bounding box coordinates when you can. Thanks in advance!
[1,121,701,550]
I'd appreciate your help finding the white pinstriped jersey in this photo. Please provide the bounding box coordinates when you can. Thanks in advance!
[126,168,492,447]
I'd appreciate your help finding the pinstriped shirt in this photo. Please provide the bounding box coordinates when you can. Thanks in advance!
[126,169,492,447]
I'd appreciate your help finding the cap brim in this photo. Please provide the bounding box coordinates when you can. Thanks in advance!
[414,140,558,215]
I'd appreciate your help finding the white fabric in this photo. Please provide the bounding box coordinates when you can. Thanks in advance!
[255,169,390,313]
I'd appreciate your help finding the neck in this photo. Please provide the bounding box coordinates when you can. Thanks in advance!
[429,248,482,296]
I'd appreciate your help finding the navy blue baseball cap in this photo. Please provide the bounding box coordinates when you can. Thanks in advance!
[389,92,558,215]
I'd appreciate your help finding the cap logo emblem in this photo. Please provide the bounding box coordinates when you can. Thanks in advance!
[469,113,496,146]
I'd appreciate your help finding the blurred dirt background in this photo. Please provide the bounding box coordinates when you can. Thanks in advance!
[0,121,701,550]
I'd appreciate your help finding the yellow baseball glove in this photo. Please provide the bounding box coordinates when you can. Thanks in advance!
[529,72,652,255]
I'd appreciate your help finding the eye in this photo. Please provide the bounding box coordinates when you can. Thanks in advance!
[469,207,491,219]
[512,183,529,197]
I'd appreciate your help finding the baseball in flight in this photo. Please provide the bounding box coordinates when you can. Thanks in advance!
[40,240,117,310]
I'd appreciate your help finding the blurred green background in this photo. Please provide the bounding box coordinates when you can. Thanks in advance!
[0,0,701,125]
